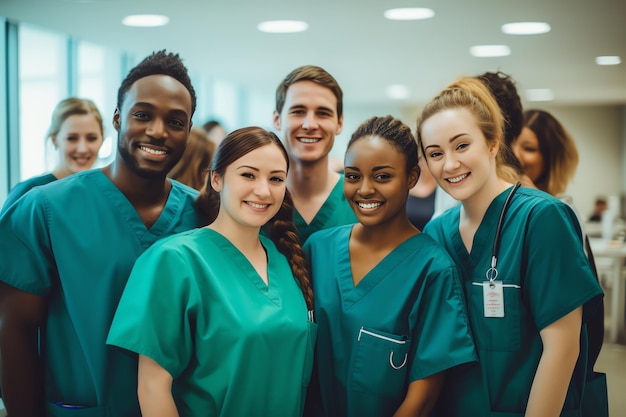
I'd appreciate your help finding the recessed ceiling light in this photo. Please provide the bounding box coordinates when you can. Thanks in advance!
[469,45,511,58]
[526,89,554,101]
[257,20,308,33]
[386,84,410,100]
[122,14,169,27]
[596,56,621,66]
[384,8,435,21]
[501,22,551,35]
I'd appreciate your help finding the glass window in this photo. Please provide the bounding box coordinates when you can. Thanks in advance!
[18,23,68,180]
[76,41,122,167]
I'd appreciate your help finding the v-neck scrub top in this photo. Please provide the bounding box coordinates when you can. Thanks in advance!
[0,169,199,417]
[304,225,476,417]
[293,175,357,243]
[107,228,316,417]
[423,186,603,416]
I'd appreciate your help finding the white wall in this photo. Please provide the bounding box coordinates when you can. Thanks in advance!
[538,104,624,220]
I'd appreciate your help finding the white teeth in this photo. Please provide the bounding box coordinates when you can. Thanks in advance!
[140,145,166,155]
[358,202,382,209]
[447,174,468,183]
[247,202,269,209]
[297,137,320,143]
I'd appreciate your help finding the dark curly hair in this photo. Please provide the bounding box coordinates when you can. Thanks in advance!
[116,50,197,116]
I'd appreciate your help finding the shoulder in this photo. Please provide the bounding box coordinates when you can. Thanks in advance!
[306,224,350,246]
[513,187,577,218]
[170,178,200,199]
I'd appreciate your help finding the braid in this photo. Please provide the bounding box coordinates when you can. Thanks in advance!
[195,172,220,226]
[266,190,314,310]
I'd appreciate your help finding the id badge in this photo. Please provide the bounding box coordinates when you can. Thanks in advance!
[483,280,504,317]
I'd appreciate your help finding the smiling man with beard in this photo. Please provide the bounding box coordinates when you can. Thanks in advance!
[0,50,200,417]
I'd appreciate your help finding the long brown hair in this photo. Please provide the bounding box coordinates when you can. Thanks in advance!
[196,126,314,309]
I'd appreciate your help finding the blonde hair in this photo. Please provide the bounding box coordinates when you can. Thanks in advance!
[416,77,519,183]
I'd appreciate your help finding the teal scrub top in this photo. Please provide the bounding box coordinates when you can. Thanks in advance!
[423,186,603,417]
[1,172,57,214]
[0,170,199,417]
[107,228,316,417]
[293,175,357,243]
[304,225,476,417]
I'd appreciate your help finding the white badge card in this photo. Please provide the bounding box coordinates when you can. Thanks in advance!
[483,281,504,317]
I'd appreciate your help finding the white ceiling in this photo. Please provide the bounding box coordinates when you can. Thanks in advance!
[1,0,625,109]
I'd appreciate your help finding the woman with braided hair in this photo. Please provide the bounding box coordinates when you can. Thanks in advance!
[304,115,476,417]
[108,127,315,416]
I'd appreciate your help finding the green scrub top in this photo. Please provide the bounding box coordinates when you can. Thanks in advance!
[423,186,603,417]
[293,175,357,243]
[107,228,316,417]
[0,170,199,417]
[304,225,476,417]
[1,172,57,214]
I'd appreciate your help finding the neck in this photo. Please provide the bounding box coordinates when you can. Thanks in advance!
[353,215,418,249]
[287,157,337,199]
[461,177,513,225]
[52,166,73,180]
[208,214,262,254]
[102,159,170,206]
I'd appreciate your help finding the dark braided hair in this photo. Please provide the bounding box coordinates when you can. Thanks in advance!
[348,115,419,177]
[117,50,197,116]
[196,126,313,309]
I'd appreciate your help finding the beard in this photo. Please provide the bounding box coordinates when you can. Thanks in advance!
[116,138,181,179]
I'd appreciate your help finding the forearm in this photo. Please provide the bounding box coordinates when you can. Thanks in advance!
[0,284,46,417]
[525,309,582,417]
[393,372,445,417]
[138,355,179,417]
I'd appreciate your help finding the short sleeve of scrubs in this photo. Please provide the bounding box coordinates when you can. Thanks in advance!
[108,233,196,377]
[524,201,602,330]
[0,188,55,295]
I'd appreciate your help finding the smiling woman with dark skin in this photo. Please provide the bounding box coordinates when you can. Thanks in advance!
[304,115,475,417]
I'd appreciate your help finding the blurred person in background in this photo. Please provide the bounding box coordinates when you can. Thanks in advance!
[1,97,104,213]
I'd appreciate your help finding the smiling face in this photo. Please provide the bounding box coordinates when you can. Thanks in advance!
[211,143,288,230]
[343,135,417,228]
[52,114,103,176]
[512,126,545,183]
[273,80,343,165]
[420,107,499,205]
[114,74,193,179]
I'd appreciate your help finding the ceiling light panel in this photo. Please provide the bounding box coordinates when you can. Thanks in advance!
[596,56,621,65]
[525,89,554,101]
[501,22,551,35]
[257,20,308,33]
[122,14,169,27]
[384,8,435,20]
[469,45,511,58]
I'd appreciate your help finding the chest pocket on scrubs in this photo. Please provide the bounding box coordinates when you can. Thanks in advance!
[351,326,410,396]
[469,281,521,352]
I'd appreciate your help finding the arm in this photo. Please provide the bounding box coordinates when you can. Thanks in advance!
[138,354,179,417]
[0,281,47,417]
[525,307,582,417]
[392,371,445,417]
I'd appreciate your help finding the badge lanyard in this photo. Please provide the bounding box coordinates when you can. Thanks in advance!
[483,182,521,318]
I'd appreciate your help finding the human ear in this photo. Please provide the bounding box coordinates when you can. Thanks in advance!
[210,171,223,192]
[50,134,58,148]
[408,166,419,189]
[113,109,121,131]
[273,110,282,131]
